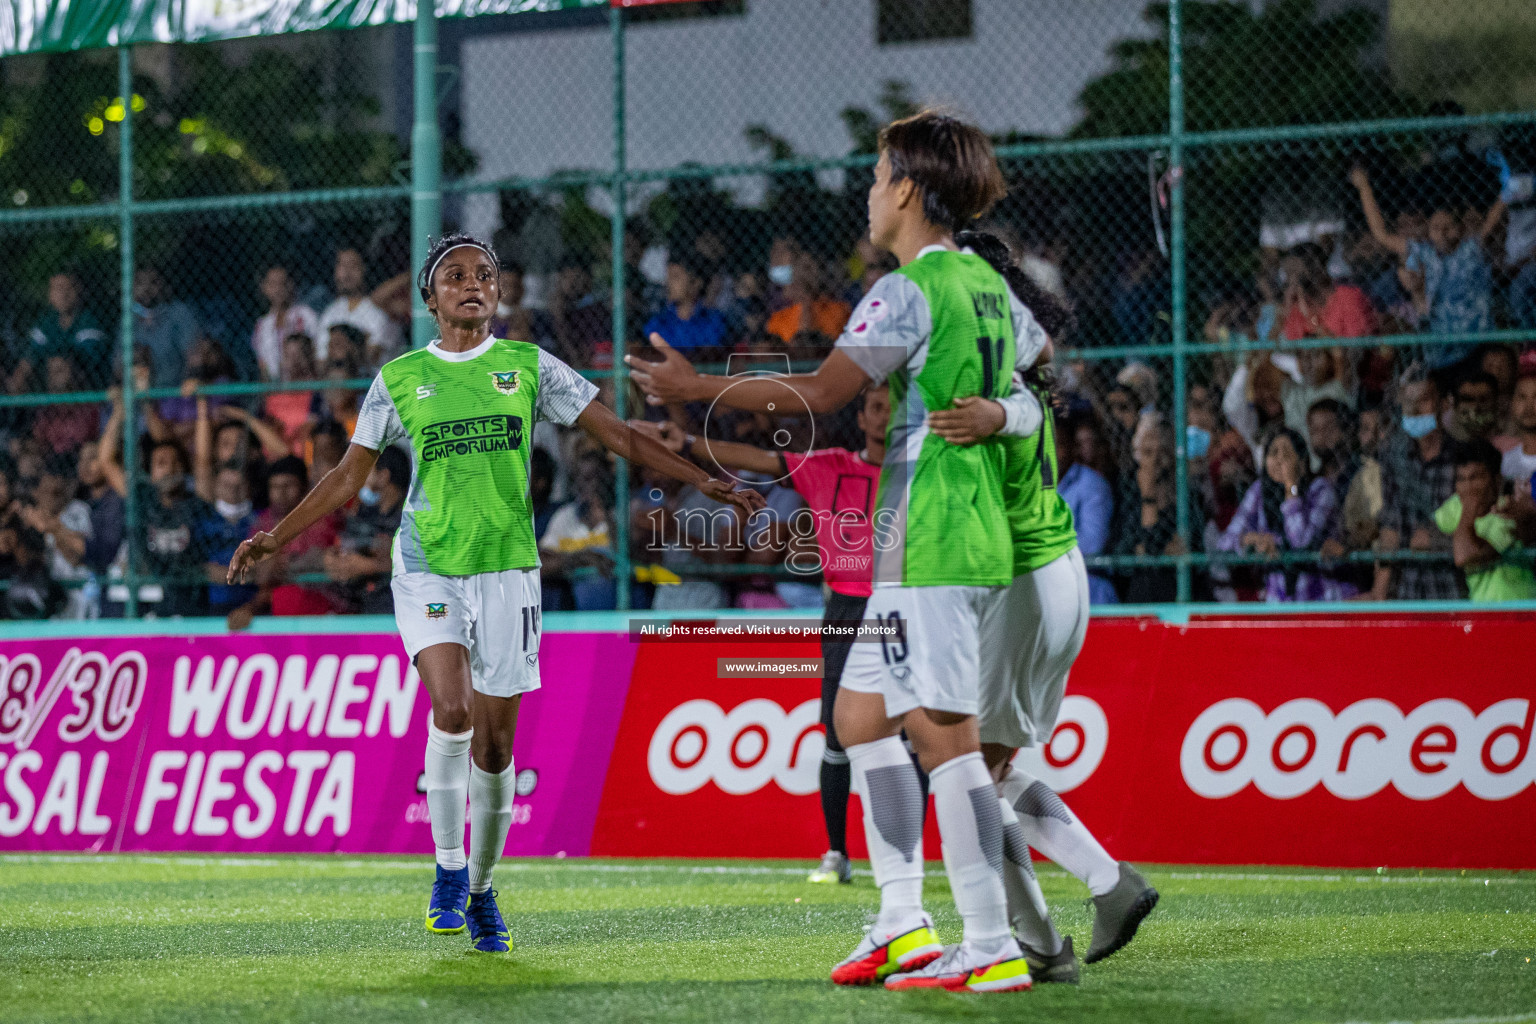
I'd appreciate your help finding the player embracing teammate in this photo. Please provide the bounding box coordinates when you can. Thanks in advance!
[631,110,1155,992]
[230,234,762,954]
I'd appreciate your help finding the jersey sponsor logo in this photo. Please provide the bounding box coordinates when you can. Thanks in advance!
[489,369,521,395]
[647,697,822,796]
[419,414,525,463]
[425,603,448,620]
[1180,697,1536,801]
[416,383,436,400]
[970,291,1006,320]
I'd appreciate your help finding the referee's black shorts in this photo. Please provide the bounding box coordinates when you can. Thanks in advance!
[819,590,869,753]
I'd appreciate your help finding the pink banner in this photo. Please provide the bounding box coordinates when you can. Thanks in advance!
[0,633,635,855]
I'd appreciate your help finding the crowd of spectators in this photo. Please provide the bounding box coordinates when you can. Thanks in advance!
[3,146,1536,620]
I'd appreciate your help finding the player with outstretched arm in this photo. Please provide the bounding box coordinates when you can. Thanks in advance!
[228,233,762,954]
[629,110,1046,993]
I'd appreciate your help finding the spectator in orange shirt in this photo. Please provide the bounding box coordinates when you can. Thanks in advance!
[765,253,851,354]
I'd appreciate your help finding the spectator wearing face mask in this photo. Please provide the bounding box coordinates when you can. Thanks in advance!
[1435,440,1536,602]
[1218,427,1352,602]
[1353,166,1503,370]
[765,253,850,352]
[1372,373,1463,600]
[198,461,258,616]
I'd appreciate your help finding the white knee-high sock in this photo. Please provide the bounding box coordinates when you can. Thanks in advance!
[999,765,1118,896]
[929,752,1012,947]
[424,723,472,870]
[468,760,516,894]
[998,796,1063,955]
[847,736,925,927]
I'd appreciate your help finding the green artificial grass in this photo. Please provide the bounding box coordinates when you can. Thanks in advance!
[2,855,1533,1024]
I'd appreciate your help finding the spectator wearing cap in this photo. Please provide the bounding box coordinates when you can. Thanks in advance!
[1372,373,1463,600]
[1435,440,1536,602]
[11,270,110,391]
[643,255,729,357]
[324,444,408,614]
[132,266,201,388]
[251,265,319,381]
[317,248,402,367]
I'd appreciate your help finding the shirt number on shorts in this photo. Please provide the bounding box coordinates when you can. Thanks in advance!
[877,610,908,665]
[521,606,541,652]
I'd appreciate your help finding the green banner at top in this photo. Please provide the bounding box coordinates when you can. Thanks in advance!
[1,0,605,57]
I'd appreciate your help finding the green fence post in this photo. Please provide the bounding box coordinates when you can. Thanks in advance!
[411,0,443,350]
[1168,0,1191,603]
[611,2,632,612]
[119,45,139,618]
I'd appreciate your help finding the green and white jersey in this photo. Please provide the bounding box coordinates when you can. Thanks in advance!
[835,247,1049,587]
[996,382,1078,575]
[351,336,598,577]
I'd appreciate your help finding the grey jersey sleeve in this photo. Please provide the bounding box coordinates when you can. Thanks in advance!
[833,273,931,385]
[1009,289,1051,372]
[351,374,404,451]
[535,348,600,426]
[995,373,1045,438]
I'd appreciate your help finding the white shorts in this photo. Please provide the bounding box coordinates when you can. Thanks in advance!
[978,547,1090,749]
[840,584,1002,719]
[392,568,543,699]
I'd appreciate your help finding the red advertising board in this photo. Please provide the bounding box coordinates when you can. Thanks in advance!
[591,612,1536,870]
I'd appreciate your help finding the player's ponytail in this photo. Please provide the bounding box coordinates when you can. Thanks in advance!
[955,229,1072,404]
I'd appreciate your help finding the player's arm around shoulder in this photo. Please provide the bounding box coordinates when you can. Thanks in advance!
[928,372,1043,446]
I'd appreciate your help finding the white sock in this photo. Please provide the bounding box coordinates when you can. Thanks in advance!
[930,752,1012,947]
[999,765,1119,896]
[468,760,516,894]
[424,723,472,871]
[847,736,925,927]
[999,796,1063,955]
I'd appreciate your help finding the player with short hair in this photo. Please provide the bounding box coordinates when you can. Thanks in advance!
[927,231,1160,981]
[229,233,762,954]
[629,110,1045,994]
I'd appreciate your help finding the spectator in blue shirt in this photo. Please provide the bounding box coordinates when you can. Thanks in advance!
[1055,413,1118,604]
[131,266,200,388]
[643,254,728,358]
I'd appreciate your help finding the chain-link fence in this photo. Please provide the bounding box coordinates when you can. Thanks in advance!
[0,0,1533,621]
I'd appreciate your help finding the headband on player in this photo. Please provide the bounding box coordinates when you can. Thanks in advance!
[417,240,499,303]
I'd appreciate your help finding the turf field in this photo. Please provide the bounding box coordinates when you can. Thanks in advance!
[2,855,1533,1024]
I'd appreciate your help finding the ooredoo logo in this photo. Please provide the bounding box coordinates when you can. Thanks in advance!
[648,698,823,796]
[1181,698,1536,801]
[1012,695,1107,794]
